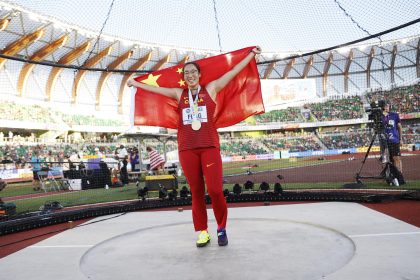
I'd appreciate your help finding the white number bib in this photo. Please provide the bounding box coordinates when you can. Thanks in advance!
[182,105,208,125]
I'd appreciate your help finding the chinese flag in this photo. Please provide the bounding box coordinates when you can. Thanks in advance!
[133,46,265,129]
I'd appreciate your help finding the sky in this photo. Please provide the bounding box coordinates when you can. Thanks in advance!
[6,0,420,53]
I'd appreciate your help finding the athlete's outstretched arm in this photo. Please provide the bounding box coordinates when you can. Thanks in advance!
[206,46,261,100]
[127,78,182,101]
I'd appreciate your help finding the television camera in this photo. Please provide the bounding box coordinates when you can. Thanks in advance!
[365,100,386,131]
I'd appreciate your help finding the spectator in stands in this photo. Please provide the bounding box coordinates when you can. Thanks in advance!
[127,46,262,247]
[31,150,42,191]
[111,168,122,187]
[1,154,13,164]
[62,154,71,178]
[45,150,55,167]
[69,151,79,170]
[118,144,128,159]
[119,155,129,186]
[382,101,403,175]
[99,160,112,188]
[146,146,165,174]
[130,148,140,171]
[95,147,104,158]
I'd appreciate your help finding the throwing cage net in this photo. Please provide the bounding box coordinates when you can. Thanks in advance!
[0,0,419,233]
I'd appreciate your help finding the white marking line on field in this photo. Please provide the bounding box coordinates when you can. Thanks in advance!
[349,232,420,238]
[29,245,94,248]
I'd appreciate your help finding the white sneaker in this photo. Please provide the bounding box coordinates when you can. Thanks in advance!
[392,178,399,187]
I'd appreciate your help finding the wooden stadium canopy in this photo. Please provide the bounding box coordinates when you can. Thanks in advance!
[0,2,419,114]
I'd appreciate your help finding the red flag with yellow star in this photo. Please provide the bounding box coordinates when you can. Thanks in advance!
[133,46,264,129]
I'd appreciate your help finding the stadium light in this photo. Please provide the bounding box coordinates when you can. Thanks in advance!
[223,188,230,197]
[233,183,242,196]
[159,185,168,200]
[137,186,148,201]
[337,47,350,54]
[244,180,254,192]
[28,13,40,22]
[276,53,286,59]
[274,182,283,195]
[259,182,270,192]
[160,46,171,54]
[179,186,189,199]
[102,35,115,43]
[53,22,66,32]
[168,188,177,201]
[120,39,133,47]
[357,45,367,51]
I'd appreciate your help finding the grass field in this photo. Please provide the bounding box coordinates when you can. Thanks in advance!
[1,157,419,214]
[3,181,420,215]
[222,158,339,176]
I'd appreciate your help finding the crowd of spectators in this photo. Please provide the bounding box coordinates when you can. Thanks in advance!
[366,83,420,114]
[402,124,420,144]
[220,138,267,157]
[219,132,322,156]
[261,132,322,153]
[320,132,372,149]
[0,138,178,172]
[1,82,418,132]
[252,82,418,124]
[0,83,419,165]
[0,124,418,170]
[304,96,364,122]
[0,101,126,127]
[319,124,420,150]
[62,114,125,127]
[254,107,304,124]
[0,102,60,125]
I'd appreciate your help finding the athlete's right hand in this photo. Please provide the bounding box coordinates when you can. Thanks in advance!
[127,78,135,87]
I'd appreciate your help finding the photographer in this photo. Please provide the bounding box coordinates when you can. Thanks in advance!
[382,101,403,174]
[0,178,6,204]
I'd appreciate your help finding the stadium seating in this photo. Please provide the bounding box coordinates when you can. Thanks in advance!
[366,83,420,114]
[254,108,304,123]
[0,101,126,128]
[304,96,364,122]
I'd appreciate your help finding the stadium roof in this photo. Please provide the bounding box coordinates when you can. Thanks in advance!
[0,0,419,114]
[4,0,420,53]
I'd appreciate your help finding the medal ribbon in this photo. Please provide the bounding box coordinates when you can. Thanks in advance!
[188,86,201,121]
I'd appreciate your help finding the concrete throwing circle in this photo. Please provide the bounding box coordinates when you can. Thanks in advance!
[80,218,355,280]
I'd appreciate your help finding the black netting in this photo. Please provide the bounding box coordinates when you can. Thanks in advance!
[0,1,419,222]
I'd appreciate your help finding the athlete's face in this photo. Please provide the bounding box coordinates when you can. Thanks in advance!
[384,104,390,113]
[183,64,201,89]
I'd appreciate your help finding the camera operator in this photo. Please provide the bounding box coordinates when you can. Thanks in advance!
[382,101,403,174]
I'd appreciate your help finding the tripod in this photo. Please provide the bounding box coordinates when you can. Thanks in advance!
[355,127,399,186]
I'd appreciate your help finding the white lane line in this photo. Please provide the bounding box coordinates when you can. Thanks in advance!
[349,232,420,238]
[29,245,94,248]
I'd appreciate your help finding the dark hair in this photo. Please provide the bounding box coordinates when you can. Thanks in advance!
[182,61,201,74]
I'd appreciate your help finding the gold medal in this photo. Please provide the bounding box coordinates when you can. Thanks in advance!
[191,120,201,131]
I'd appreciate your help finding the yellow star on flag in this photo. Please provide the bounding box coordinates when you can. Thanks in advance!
[176,67,183,74]
[178,79,186,87]
[140,74,161,87]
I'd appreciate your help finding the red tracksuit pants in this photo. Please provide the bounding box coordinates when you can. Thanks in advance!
[179,147,227,231]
